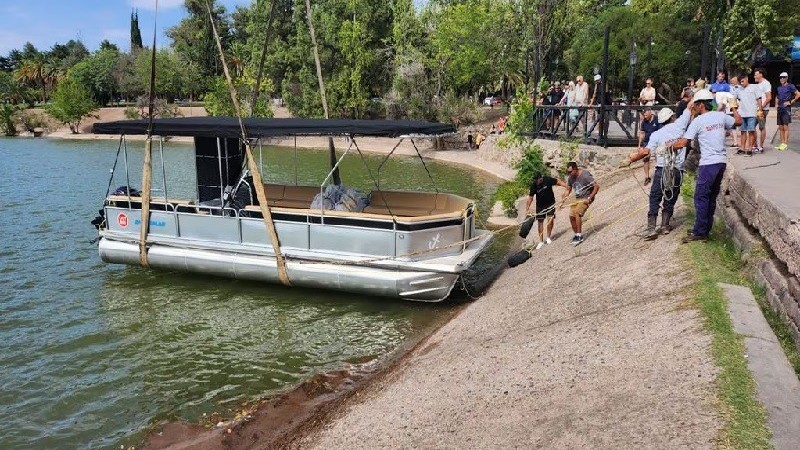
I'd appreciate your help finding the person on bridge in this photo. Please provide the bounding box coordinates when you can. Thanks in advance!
[525,173,569,250]
[776,72,800,151]
[672,89,742,243]
[561,161,599,246]
[639,78,656,106]
[627,108,691,239]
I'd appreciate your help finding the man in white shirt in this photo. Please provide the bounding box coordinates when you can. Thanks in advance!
[754,68,772,152]
[639,78,656,105]
[736,75,763,156]
[672,89,742,242]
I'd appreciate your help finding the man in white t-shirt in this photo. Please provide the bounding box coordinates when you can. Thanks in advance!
[754,67,772,152]
[736,74,763,156]
[671,89,742,242]
[639,78,656,105]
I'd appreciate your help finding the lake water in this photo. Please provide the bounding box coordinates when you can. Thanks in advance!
[0,137,506,449]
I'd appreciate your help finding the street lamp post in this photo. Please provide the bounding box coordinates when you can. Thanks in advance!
[646,36,653,78]
[628,38,638,124]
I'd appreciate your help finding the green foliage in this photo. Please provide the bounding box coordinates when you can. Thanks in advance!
[491,144,547,217]
[69,48,119,105]
[499,88,535,147]
[723,0,800,71]
[513,144,547,186]
[434,91,483,126]
[18,110,54,133]
[557,140,579,177]
[204,75,274,118]
[166,0,231,82]
[492,181,527,217]
[46,76,97,133]
[0,103,20,136]
[124,107,139,119]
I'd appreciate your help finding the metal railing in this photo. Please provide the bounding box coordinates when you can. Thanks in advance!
[531,104,676,147]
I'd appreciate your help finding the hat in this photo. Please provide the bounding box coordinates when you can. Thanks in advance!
[780,72,789,78]
[593,74,602,81]
[692,89,714,102]
[554,81,561,86]
[657,108,675,124]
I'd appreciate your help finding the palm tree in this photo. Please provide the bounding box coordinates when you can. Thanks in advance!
[228,42,248,78]
[15,57,47,103]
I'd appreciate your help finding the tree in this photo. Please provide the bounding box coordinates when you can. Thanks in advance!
[100,40,119,52]
[723,0,799,71]
[204,73,274,117]
[70,48,120,105]
[167,0,232,88]
[46,76,97,133]
[131,10,143,51]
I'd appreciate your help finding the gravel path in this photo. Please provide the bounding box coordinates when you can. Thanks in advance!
[296,172,720,449]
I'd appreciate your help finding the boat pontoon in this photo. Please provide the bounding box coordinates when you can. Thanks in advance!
[91,117,493,302]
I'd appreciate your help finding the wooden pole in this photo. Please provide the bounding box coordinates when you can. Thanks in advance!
[204,0,291,286]
[304,0,340,185]
[138,0,160,267]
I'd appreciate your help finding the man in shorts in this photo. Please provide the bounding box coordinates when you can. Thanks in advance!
[562,161,599,246]
[776,72,800,150]
[525,173,569,249]
[754,68,772,152]
[736,74,762,157]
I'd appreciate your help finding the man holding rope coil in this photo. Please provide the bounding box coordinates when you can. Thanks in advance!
[626,107,692,240]
[672,89,742,242]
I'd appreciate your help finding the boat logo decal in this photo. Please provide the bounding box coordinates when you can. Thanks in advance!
[427,233,441,250]
[117,213,128,228]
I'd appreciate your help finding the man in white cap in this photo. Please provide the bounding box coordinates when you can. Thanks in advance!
[624,107,692,239]
[672,89,742,242]
[776,72,800,150]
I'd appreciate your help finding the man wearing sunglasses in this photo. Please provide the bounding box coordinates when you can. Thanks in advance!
[776,72,800,150]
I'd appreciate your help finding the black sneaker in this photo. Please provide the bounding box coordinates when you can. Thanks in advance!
[572,235,584,246]
[681,233,708,244]
[570,235,580,245]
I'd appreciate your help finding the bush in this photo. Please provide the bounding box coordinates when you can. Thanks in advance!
[46,78,97,133]
[0,103,20,136]
[434,91,483,126]
[124,107,139,119]
[18,110,54,133]
[491,144,547,217]
[498,87,535,149]
[128,96,183,120]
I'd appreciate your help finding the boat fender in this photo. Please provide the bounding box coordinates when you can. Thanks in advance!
[519,216,535,239]
[507,249,533,267]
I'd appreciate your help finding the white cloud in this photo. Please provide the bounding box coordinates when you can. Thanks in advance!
[129,0,185,11]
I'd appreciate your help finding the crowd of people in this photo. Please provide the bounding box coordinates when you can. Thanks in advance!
[519,67,799,250]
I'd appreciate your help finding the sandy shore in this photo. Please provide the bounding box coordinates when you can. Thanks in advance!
[290,171,719,449]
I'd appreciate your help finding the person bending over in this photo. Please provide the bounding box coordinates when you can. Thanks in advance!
[561,161,599,246]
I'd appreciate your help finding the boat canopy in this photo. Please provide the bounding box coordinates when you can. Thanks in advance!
[92,117,456,138]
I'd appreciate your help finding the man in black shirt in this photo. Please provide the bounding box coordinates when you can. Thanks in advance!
[525,173,568,249]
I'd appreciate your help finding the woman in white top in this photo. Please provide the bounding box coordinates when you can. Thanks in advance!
[561,81,578,124]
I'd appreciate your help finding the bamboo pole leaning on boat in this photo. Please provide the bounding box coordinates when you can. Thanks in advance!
[204,0,291,287]
[138,0,159,268]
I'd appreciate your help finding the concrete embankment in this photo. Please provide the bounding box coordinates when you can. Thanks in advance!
[292,171,720,449]
[720,119,800,351]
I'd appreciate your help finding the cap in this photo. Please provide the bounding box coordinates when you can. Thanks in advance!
[692,89,714,102]
[657,108,675,124]
[593,74,601,81]
[780,72,789,78]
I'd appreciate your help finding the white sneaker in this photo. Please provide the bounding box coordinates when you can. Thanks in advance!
[545,237,552,245]
[535,242,545,250]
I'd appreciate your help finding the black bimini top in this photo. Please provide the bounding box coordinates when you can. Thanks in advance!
[92,117,456,138]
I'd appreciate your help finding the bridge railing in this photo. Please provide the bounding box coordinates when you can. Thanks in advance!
[530,104,677,147]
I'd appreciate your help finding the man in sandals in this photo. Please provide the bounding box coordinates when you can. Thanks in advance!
[525,173,569,249]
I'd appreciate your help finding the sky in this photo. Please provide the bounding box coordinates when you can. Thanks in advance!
[0,0,252,56]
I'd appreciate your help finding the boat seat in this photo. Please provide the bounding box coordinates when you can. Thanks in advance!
[362,206,433,217]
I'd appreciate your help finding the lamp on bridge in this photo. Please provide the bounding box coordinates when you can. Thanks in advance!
[627,40,638,124]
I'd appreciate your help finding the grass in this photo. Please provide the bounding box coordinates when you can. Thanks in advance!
[680,176,772,449]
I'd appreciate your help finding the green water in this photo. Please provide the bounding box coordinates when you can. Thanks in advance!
[0,137,505,449]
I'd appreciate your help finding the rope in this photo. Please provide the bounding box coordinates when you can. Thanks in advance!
[138,0,159,268]
[410,138,439,194]
[204,0,291,287]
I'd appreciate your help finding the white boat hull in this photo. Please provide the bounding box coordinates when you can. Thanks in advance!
[99,233,492,302]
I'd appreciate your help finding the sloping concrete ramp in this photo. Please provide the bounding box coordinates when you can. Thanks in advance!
[720,283,800,450]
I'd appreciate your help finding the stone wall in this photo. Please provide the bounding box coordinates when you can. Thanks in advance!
[476,136,631,175]
[721,170,800,350]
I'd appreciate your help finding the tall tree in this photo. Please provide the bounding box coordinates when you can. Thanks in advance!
[131,10,144,51]
[167,0,232,90]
